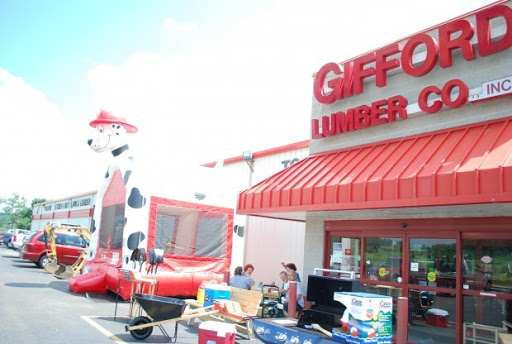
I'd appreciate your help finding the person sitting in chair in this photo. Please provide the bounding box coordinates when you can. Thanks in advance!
[229,266,254,290]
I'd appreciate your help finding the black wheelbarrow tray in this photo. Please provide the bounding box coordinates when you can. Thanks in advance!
[125,293,218,343]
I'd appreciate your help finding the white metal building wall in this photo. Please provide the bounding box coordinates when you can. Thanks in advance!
[251,147,309,184]
[245,216,305,287]
[221,145,309,285]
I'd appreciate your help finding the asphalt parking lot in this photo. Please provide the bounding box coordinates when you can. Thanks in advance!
[0,245,262,344]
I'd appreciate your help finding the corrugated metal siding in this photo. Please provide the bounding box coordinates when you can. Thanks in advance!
[221,145,309,273]
[238,117,512,213]
[252,147,309,185]
[244,216,305,286]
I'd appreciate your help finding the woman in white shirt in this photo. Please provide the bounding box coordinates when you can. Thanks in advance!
[283,270,304,318]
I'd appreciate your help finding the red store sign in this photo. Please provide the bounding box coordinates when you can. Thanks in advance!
[312,4,512,139]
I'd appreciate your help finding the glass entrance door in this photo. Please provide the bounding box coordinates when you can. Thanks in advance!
[406,236,457,343]
[325,219,512,344]
[461,237,512,344]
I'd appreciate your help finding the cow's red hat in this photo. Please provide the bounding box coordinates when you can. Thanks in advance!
[89,109,138,133]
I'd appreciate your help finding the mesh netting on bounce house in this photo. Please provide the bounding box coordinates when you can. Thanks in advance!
[69,196,233,300]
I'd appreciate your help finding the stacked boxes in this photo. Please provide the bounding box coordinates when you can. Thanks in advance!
[332,292,393,344]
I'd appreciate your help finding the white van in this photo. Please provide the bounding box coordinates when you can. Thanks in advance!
[8,229,30,250]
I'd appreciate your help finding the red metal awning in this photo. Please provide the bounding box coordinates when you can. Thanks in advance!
[237,117,512,219]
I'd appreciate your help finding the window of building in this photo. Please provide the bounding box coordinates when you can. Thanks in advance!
[409,238,456,288]
[364,237,403,283]
[463,239,512,293]
[329,237,360,276]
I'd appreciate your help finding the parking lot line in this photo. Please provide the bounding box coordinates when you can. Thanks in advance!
[81,315,127,344]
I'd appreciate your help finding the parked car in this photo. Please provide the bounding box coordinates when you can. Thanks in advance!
[0,232,13,245]
[433,256,493,291]
[8,229,29,250]
[19,230,88,268]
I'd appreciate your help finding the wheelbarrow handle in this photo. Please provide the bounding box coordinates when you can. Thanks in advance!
[126,310,219,331]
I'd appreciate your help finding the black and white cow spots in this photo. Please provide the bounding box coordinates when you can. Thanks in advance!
[90,218,96,234]
[127,231,146,250]
[88,111,149,270]
[123,170,132,185]
[128,188,146,209]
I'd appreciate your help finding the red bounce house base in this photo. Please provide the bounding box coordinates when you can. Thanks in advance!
[69,197,233,300]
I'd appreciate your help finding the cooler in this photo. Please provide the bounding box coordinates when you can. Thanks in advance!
[204,283,231,307]
[197,281,208,306]
[426,308,449,327]
[198,321,236,344]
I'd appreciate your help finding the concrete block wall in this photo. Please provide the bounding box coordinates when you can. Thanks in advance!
[302,216,326,294]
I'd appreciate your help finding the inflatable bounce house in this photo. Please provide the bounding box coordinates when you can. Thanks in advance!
[69,110,233,300]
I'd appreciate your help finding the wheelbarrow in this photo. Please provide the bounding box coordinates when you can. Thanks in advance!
[125,293,219,343]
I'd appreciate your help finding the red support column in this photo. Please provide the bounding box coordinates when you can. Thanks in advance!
[397,296,408,344]
[288,281,297,318]
[224,270,230,284]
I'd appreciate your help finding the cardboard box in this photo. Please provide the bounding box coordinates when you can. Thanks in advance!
[332,292,393,344]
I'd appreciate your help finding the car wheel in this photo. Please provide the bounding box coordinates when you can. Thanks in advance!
[38,254,50,269]
[129,316,153,340]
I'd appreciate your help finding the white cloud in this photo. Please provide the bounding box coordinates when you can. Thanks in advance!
[2,0,496,203]
[163,18,198,33]
[0,69,104,203]
[84,0,496,203]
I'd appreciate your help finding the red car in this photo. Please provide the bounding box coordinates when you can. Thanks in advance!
[19,230,88,268]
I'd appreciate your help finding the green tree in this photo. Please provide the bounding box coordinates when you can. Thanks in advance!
[31,198,48,207]
[0,194,47,229]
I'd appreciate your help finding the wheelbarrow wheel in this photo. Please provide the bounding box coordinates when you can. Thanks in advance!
[129,316,153,340]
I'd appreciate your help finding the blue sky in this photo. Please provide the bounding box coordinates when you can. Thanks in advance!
[0,0,497,203]
[1,1,258,119]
